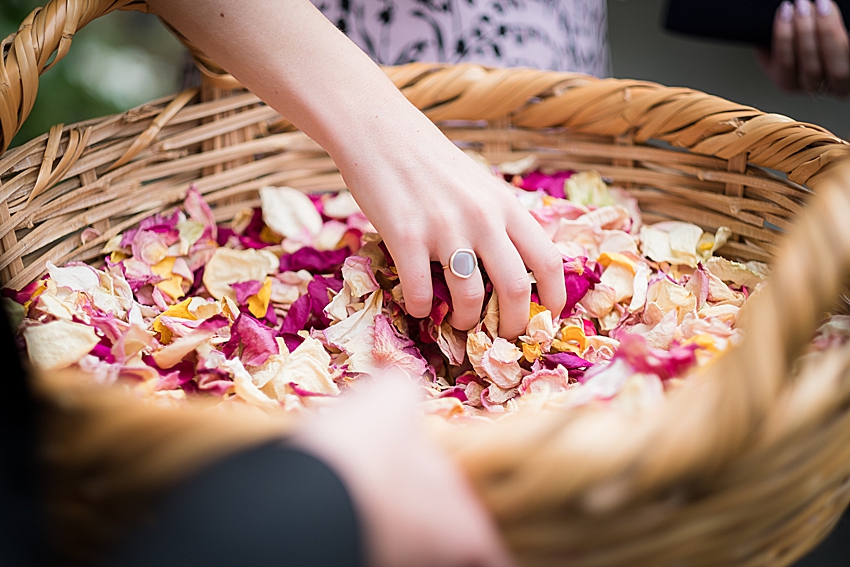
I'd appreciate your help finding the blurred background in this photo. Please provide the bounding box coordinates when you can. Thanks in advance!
[0,0,183,148]
[3,0,850,146]
[0,0,848,565]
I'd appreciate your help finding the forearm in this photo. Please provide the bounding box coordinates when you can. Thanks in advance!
[145,0,437,168]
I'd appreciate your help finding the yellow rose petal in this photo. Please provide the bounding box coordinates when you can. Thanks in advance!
[247,277,273,318]
[151,256,176,278]
[156,275,185,301]
[522,341,542,363]
[260,225,283,244]
[558,325,588,352]
[529,302,547,319]
[597,252,637,274]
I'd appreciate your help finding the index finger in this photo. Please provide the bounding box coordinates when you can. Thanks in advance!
[508,211,566,317]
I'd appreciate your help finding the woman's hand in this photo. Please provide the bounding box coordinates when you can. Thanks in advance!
[292,374,515,567]
[332,112,565,339]
[757,0,850,97]
[146,0,566,340]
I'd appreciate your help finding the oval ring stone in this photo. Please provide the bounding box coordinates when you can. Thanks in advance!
[449,249,477,279]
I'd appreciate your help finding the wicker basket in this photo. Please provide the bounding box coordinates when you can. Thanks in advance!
[5,2,850,566]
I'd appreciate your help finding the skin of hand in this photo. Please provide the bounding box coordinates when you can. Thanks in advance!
[145,0,566,339]
[756,0,850,97]
[290,374,515,567]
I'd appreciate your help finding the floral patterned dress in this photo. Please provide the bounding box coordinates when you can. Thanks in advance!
[313,0,611,76]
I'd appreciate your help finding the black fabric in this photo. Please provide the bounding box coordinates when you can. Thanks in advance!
[793,510,850,566]
[110,444,363,567]
[0,304,47,567]
[664,0,850,49]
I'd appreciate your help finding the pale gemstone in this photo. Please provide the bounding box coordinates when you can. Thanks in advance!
[450,250,476,278]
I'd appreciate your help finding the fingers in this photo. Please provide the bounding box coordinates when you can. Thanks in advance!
[771,1,800,91]
[442,246,486,332]
[390,240,433,318]
[478,236,531,340]
[795,0,826,92]
[508,212,566,316]
[816,0,850,96]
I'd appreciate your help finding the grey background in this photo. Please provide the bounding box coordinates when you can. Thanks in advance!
[608,0,850,138]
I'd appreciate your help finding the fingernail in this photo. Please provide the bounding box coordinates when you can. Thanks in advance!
[816,0,832,15]
[780,1,795,21]
[796,0,813,17]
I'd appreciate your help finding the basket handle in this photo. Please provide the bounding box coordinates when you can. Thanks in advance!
[0,0,240,155]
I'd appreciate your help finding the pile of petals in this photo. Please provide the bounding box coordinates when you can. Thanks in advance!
[8,161,797,417]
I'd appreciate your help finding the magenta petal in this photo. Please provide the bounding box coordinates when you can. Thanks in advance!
[561,256,600,317]
[262,302,278,327]
[90,340,116,364]
[280,332,305,352]
[541,351,591,371]
[119,228,138,250]
[216,227,236,247]
[241,209,266,240]
[439,386,468,402]
[139,209,180,232]
[3,279,45,305]
[196,314,231,332]
[289,382,333,397]
[223,314,279,366]
[419,265,454,324]
[520,170,574,198]
[615,334,697,381]
[307,275,343,327]
[279,247,350,273]
[308,193,326,217]
[90,314,124,343]
[280,294,312,335]
[231,280,264,305]
[197,369,233,396]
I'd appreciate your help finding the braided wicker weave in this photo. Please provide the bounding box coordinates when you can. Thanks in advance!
[4,1,850,566]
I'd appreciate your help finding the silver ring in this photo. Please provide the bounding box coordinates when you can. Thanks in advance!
[442,248,477,279]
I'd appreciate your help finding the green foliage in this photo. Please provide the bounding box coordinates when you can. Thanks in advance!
[1,0,184,147]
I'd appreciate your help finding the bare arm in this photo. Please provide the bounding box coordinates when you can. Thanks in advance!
[145,0,566,341]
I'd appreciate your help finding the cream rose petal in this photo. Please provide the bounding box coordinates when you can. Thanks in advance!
[580,284,616,319]
[347,316,428,379]
[46,261,101,294]
[526,310,555,346]
[646,278,697,324]
[341,256,379,297]
[324,290,382,350]
[323,191,363,219]
[481,337,523,389]
[466,331,493,376]
[274,335,338,397]
[152,325,222,368]
[24,320,100,371]
[600,263,635,304]
[314,220,349,251]
[437,321,468,366]
[223,358,279,409]
[705,257,769,289]
[202,247,279,301]
[260,186,323,238]
[629,262,650,312]
[641,222,703,267]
